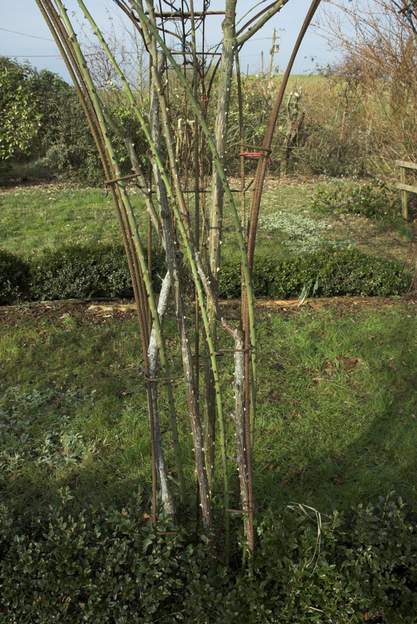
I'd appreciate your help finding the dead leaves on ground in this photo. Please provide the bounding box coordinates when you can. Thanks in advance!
[313,355,362,384]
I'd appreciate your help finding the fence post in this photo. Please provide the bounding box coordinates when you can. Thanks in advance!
[400,165,409,221]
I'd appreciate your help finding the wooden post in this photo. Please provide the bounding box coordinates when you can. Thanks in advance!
[268,28,277,79]
[396,160,417,221]
[400,165,409,221]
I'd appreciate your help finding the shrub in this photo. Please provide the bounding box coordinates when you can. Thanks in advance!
[33,71,102,184]
[312,181,399,220]
[219,248,412,299]
[30,243,165,302]
[0,57,41,162]
[0,249,30,304]
[0,244,411,305]
[1,496,417,622]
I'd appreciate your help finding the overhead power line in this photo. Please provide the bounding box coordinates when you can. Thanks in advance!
[4,54,63,59]
[0,27,53,42]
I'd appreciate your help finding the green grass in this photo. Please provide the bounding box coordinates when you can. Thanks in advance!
[2,302,417,518]
[249,180,414,264]
[0,184,144,256]
[255,304,417,510]
[1,179,413,266]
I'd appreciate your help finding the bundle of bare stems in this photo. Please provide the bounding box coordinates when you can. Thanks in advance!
[35,0,320,560]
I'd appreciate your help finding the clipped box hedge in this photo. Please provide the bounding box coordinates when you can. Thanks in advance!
[0,243,412,305]
[29,244,165,301]
[1,496,417,622]
[0,250,31,305]
[220,248,412,299]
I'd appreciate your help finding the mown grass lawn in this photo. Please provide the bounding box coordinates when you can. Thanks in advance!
[1,178,414,264]
[0,184,118,255]
[2,301,417,518]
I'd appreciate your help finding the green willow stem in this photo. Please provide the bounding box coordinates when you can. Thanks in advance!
[139,0,231,549]
[35,0,162,519]
[76,0,220,529]
[133,2,257,551]
[78,0,230,529]
[133,3,257,377]
[58,2,162,365]
[55,0,178,513]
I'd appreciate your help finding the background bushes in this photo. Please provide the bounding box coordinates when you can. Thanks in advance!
[312,180,399,220]
[0,496,416,622]
[2,50,417,186]
[0,243,412,305]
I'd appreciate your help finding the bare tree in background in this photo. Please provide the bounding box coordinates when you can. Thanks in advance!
[321,0,417,170]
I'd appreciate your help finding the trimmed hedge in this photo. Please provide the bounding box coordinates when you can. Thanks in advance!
[0,250,31,304]
[31,244,138,301]
[0,496,417,622]
[220,248,412,299]
[0,243,412,305]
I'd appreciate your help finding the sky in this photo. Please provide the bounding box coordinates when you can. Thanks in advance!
[0,0,340,80]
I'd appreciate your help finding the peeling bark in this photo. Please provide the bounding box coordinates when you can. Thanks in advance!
[148,271,175,518]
